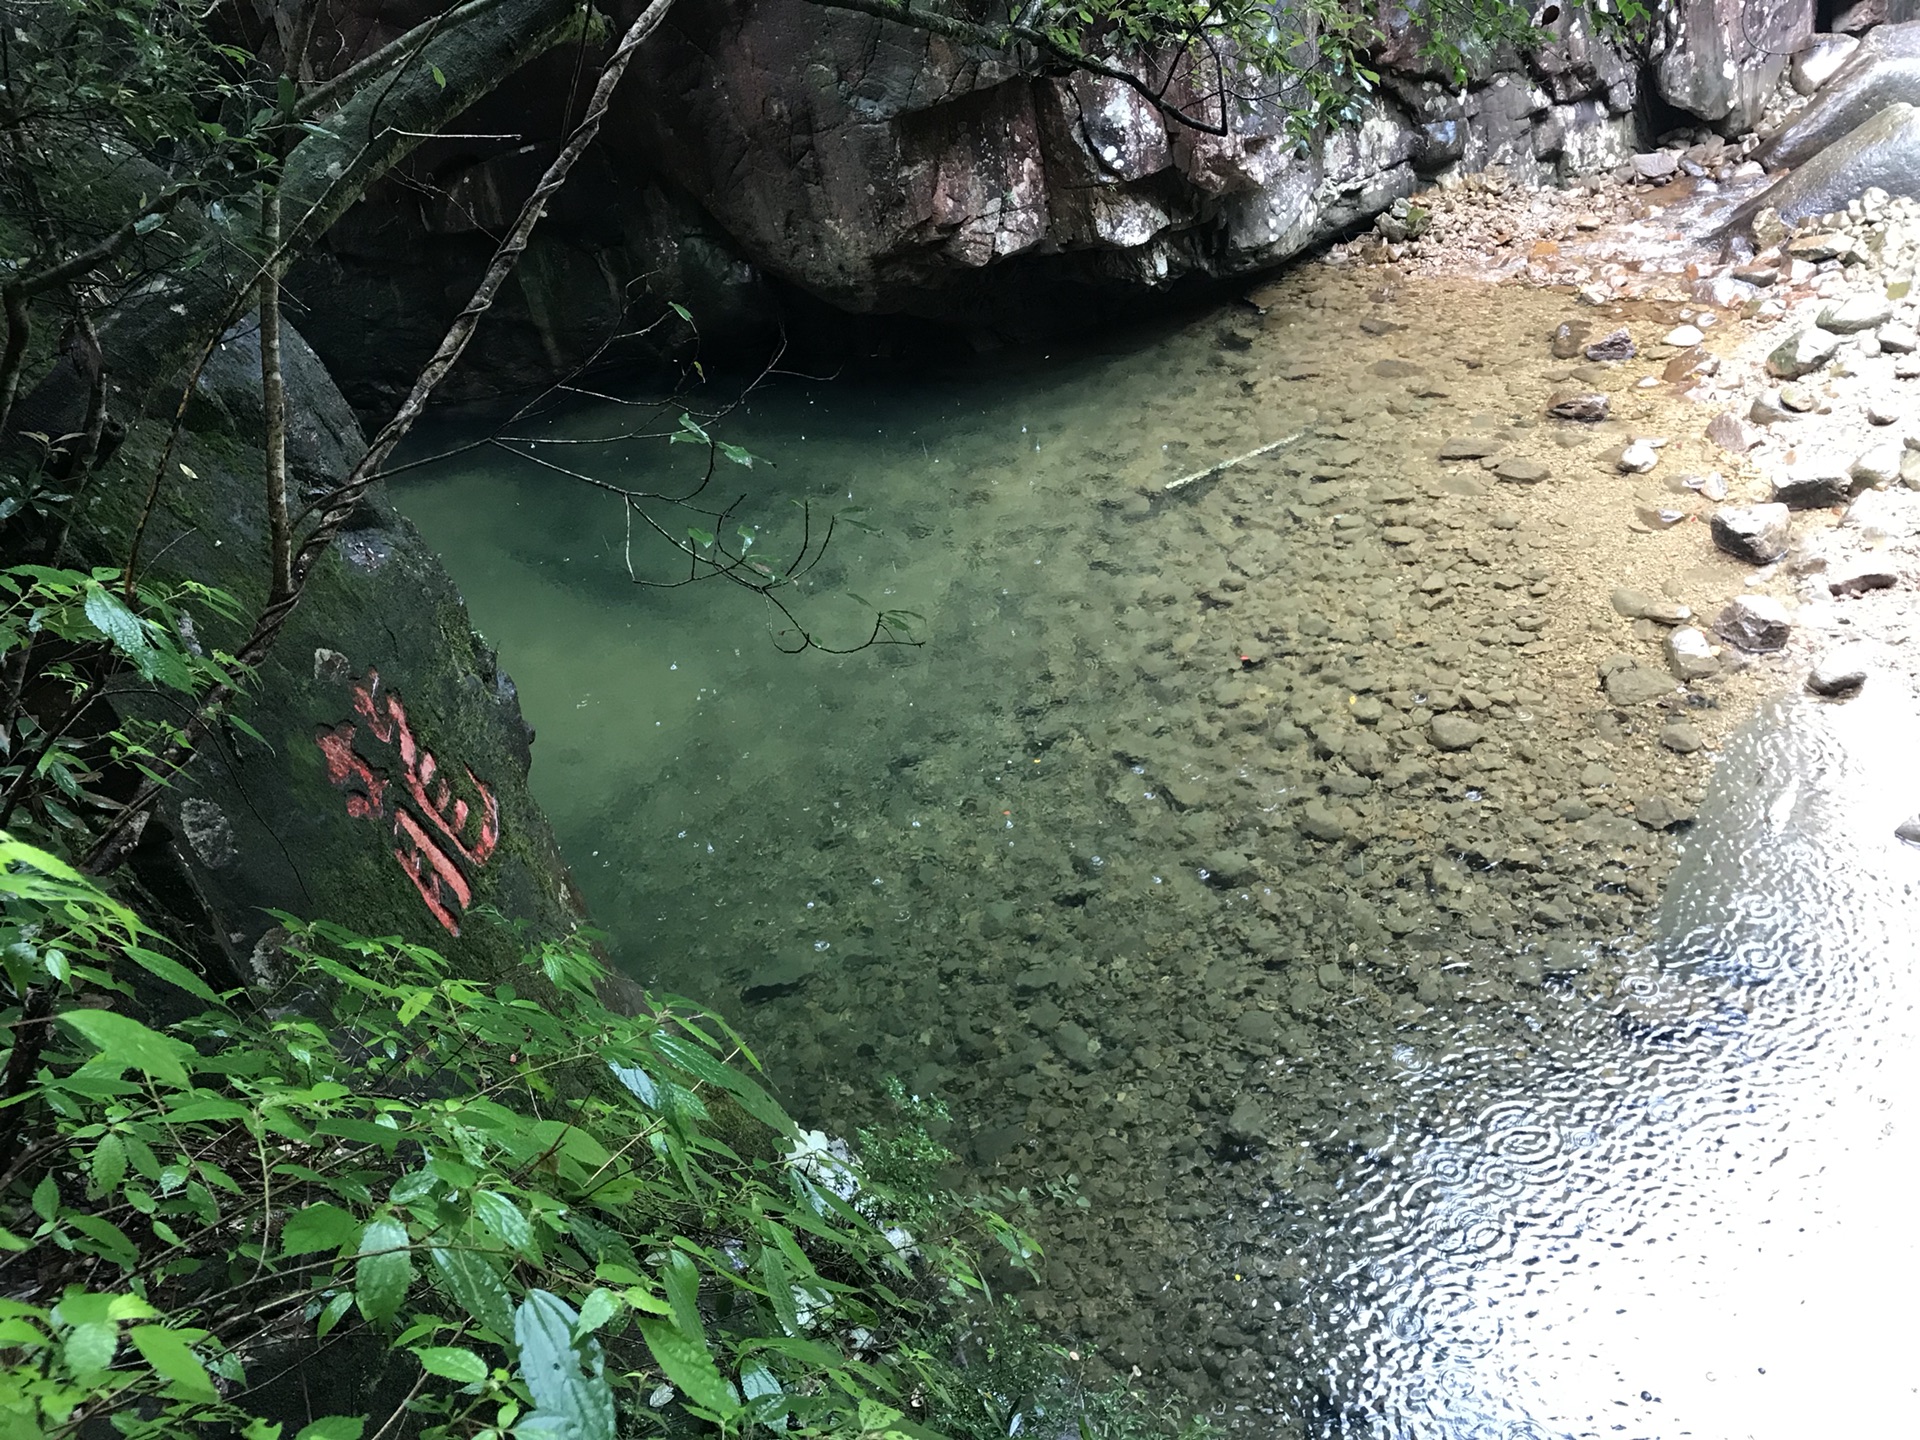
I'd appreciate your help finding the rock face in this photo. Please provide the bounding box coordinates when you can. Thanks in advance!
[80,319,587,985]
[1742,102,1920,233]
[1655,0,1813,135]
[1761,20,1920,167]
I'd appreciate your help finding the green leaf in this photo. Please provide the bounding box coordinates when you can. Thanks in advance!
[574,1288,621,1337]
[280,1203,359,1257]
[637,1316,738,1418]
[59,1008,194,1087]
[31,1174,58,1222]
[515,1291,617,1440]
[412,1345,487,1384]
[294,1419,364,1440]
[759,1244,801,1336]
[128,1324,217,1401]
[315,1292,353,1338]
[430,64,446,88]
[472,1190,533,1257]
[62,1319,118,1378]
[661,1250,702,1342]
[354,1216,412,1325]
[124,945,221,1004]
[668,301,692,323]
[82,585,150,663]
[428,1244,513,1340]
[651,1033,793,1136]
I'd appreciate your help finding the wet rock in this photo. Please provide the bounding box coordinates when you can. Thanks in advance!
[1602,665,1677,706]
[1819,294,1895,333]
[1705,412,1758,453]
[1428,714,1485,751]
[1203,851,1257,887]
[1659,721,1706,754]
[1771,462,1854,509]
[1762,23,1920,168]
[1665,626,1720,680]
[1792,33,1861,94]
[1634,793,1695,830]
[1807,647,1871,695]
[1547,390,1609,421]
[1584,327,1635,362]
[1663,324,1706,348]
[1711,503,1792,563]
[1438,436,1499,460]
[1828,559,1900,596]
[1743,103,1920,233]
[1766,329,1842,379]
[1492,457,1549,484]
[1224,1094,1268,1147]
[1618,438,1662,474]
[1715,594,1792,651]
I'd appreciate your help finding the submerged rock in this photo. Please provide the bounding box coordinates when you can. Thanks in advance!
[1428,714,1485,751]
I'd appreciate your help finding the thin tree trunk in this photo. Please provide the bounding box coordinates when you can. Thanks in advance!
[260,185,292,604]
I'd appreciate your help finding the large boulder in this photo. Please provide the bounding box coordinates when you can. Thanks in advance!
[1732,102,1920,232]
[1655,0,1814,135]
[1760,20,1920,168]
[78,322,589,987]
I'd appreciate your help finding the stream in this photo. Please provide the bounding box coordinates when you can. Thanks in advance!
[398,261,1920,1437]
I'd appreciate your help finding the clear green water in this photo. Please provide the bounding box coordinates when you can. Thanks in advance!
[399,267,1920,1436]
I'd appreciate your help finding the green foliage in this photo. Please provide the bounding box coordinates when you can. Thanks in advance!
[0,838,1195,1439]
[0,565,246,837]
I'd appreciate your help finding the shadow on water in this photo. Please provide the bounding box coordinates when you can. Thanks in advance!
[1293,687,1920,1439]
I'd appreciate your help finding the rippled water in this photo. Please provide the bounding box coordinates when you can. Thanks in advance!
[399,266,1920,1437]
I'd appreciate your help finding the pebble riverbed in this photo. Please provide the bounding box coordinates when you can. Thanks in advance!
[398,203,1920,1435]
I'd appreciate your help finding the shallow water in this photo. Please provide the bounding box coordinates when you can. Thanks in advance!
[399,266,1920,1436]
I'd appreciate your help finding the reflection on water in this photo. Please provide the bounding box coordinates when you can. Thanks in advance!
[400,270,1920,1437]
[1287,688,1920,1438]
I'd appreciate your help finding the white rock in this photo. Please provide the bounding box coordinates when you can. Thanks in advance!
[1619,439,1661,474]
[1663,324,1706,347]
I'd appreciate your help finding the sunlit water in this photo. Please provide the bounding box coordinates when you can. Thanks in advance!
[399,269,1920,1437]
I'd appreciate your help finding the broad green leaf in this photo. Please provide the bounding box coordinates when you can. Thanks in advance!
[428,1244,513,1339]
[59,1008,194,1087]
[280,1203,359,1257]
[124,945,221,1004]
[411,1345,487,1384]
[62,1319,118,1378]
[294,1420,364,1440]
[636,1316,738,1418]
[515,1291,616,1440]
[472,1190,533,1257]
[661,1251,702,1342]
[740,1362,786,1429]
[651,1033,793,1136]
[128,1324,217,1401]
[354,1217,412,1325]
[82,585,149,662]
[31,1174,58,1222]
[758,1244,800,1336]
[575,1288,620,1337]
[90,1133,127,1195]
[315,1292,353,1338]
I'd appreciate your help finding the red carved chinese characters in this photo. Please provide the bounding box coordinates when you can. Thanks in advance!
[316,667,501,936]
